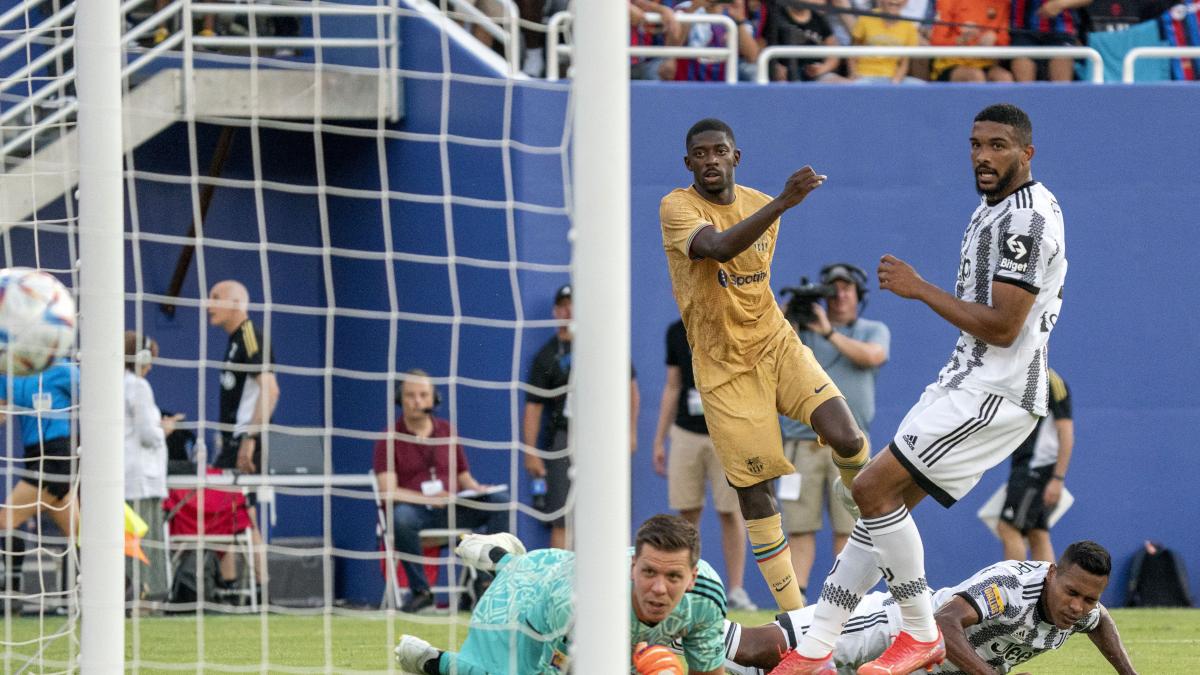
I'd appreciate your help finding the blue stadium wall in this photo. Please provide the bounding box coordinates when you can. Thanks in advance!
[625,83,1200,610]
[3,12,1198,609]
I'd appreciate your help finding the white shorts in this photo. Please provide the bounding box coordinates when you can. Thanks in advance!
[720,592,899,675]
[891,383,1038,508]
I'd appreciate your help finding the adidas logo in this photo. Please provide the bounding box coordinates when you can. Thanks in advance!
[903,434,918,450]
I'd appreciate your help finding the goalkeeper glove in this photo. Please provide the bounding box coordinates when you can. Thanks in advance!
[632,642,684,675]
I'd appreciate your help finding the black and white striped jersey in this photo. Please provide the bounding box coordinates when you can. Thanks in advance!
[937,181,1067,416]
[928,560,1100,674]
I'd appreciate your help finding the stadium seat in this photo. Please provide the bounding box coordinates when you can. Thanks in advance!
[369,471,471,611]
[162,472,258,611]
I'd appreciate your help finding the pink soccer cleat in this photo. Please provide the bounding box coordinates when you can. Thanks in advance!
[856,629,946,675]
[769,649,836,675]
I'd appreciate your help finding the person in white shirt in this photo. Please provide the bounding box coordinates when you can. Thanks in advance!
[124,331,182,605]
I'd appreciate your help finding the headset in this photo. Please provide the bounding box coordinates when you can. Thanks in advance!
[819,262,870,307]
[131,333,154,371]
[395,368,442,413]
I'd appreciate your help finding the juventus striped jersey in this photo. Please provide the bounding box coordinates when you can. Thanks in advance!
[927,559,1100,674]
[937,181,1067,416]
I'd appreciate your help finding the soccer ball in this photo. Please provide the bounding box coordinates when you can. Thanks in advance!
[0,268,76,376]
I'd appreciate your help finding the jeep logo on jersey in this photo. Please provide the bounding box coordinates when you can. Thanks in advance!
[1000,233,1033,274]
[717,269,767,288]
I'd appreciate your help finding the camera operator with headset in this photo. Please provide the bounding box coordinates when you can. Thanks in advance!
[777,263,890,602]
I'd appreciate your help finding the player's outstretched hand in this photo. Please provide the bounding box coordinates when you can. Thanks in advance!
[632,642,684,675]
[777,166,827,209]
[877,254,926,300]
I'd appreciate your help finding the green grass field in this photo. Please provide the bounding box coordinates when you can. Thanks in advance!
[3,608,1198,673]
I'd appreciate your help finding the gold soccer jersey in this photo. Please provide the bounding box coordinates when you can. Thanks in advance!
[659,184,791,393]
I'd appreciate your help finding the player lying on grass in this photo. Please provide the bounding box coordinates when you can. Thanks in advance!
[718,540,1137,675]
[395,513,727,674]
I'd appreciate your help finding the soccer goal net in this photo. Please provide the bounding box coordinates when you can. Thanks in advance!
[1,0,629,671]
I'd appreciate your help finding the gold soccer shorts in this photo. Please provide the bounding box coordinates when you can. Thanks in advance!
[701,331,842,487]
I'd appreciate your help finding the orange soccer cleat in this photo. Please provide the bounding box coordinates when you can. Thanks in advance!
[857,629,946,675]
[769,649,836,675]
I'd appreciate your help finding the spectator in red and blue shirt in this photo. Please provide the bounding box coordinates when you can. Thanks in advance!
[631,0,685,80]
[664,0,763,82]
[1010,0,1093,81]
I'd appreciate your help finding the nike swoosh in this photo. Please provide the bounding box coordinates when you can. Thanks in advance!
[814,383,830,394]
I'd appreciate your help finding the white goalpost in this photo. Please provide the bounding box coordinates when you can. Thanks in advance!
[76,0,127,670]
[570,0,630,673]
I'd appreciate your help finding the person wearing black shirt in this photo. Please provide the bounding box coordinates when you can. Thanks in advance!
[207,279,279,590]
[522,284,639,549]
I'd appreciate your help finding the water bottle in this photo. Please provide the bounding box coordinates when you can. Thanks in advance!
[531,477,548,512]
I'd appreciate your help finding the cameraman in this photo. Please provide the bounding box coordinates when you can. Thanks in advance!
[779,263,890,601]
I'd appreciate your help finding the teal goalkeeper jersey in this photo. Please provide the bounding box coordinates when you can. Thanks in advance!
[442,548,727,674]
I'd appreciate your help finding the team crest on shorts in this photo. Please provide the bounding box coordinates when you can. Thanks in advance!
[983,583,1006,618]
[746,456,765,475]
[551,649,570,671]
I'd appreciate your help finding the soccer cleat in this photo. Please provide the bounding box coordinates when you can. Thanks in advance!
[832,479,860,520]
[394,634,438,674]
[399,589,435,614]
[727,586,759,611]
[856,629,946,675]
[454,532,526,571]
[768,650,836,675]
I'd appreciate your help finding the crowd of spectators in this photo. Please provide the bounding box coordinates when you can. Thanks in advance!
[496,0,1182,83]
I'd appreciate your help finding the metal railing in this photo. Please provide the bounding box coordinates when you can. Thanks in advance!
[0,0,401,161]
[755,46,1105,84]
[440,0,522,74]
[1122,46,1200,82]
[548,11,740,83]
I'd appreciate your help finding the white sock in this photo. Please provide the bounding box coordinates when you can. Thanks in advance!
[796,522,881,657]
[864,505,937,641]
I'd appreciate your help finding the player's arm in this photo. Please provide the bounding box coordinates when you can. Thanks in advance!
[678,591,730,675]
[132,380,165,448]
[237,369,280,473]
[375,468,444,506]
[249,371,280,432]
[1038,0,1092,18]
[522,400,545,477]
[877,254,1035,348]
[688,167,826,263]
[630,374,640,454]
[935,595,1003,675]
[1087,605,1138,674]
[810,306,888,368]
[653,365,682,476]
[1043,416,1073,506]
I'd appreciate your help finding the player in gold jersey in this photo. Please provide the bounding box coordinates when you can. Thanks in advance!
[659,118,870,612]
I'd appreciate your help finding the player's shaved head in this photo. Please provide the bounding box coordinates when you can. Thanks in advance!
[208,279,251,332]
[974,103,1032,147]
[1058,540,1111,577]
[635,514,701,566]
[210,280,250,310]
[686,118,735,150]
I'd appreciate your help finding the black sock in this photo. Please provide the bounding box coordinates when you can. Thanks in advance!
[487,548,506,565]
[422,652,442,675]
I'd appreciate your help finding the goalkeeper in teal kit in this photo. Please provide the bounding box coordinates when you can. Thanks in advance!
[395,514,729,674]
